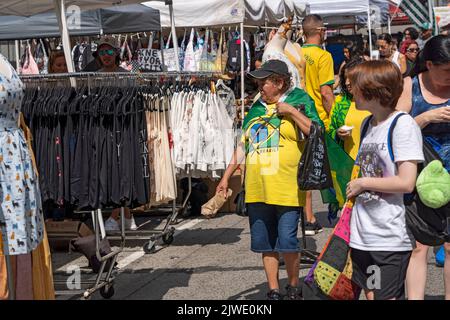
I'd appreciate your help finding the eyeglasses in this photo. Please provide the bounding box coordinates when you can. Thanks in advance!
[98,49,115,56]
[407,48,419,53]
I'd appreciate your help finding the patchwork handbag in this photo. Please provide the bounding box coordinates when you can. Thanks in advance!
[304,164,362,300]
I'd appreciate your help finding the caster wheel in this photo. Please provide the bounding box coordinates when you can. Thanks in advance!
[100,285,115,299]
[143,241,156,254]
[162,233,174,245]
[82,292,91,300]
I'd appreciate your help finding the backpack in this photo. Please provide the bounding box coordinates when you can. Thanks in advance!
[226,37,249,73]
[360,113,450,247]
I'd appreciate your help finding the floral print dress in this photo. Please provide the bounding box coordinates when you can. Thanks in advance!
[0,53,44,255]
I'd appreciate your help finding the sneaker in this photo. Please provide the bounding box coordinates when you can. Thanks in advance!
[267,289,283,300]
[104,217,119,232]
[284,285,302,300]
[436,245,445,267]
[305,221,323,236]
[125,216,138,231]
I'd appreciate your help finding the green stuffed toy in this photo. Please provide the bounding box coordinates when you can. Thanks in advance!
[416,160,450,209]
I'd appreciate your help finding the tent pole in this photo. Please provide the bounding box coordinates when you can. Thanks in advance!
[54,0,75,73]
[14,40,20,72]
[367,4,373,59]
[388,13,392,34]
[240,22,245,121]
[167,0,180,72]
[428,0,436,35]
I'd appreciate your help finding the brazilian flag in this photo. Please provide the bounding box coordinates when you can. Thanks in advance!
[321,133,355,209]
[243,87,354,215]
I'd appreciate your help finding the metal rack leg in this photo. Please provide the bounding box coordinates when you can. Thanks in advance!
[82,207,126,299]
[299,207,320,266]
[5,254,15,300]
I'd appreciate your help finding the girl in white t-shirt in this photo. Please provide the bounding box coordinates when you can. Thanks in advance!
[346,60,424,300]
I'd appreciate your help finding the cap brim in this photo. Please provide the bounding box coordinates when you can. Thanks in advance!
[97,42,118,50]
[248,69,273,79]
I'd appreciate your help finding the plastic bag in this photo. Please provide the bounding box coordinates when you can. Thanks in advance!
[201,189,232,218]
[297,122,333,190]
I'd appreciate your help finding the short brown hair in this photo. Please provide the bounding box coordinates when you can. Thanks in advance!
[348,60,403,110]
[302,14,324,38]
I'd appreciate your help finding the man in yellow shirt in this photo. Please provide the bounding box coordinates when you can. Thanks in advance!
[302,14,335,236]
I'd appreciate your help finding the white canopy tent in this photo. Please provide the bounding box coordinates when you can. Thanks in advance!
[0,1,177,73]
[143,0,310,119]
[143,0,309,27]
[307,0,390,61]
[308,0,369,17]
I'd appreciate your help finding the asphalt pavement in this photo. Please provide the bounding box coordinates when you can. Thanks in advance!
[52,191,446,300]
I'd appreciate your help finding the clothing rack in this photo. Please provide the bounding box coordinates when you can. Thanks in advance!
[20,72,227,299]
[19,71,221,79]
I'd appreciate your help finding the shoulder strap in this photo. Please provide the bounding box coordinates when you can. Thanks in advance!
[359,115,373,143]
[387,112,408,162]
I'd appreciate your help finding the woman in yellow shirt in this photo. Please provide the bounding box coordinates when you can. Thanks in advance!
[328,57,371,160]
[216,60,322,300]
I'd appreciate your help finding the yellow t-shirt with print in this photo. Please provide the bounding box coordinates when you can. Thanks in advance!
[302,44,335,129]
[242,104,306,207]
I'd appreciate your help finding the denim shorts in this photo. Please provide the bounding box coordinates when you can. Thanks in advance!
[247,203,300,253]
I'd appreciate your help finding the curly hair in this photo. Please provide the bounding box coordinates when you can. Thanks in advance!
[267,73,292,93]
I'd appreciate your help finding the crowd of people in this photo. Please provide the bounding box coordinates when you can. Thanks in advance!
[8,13,449,301]
[217,14,450,300]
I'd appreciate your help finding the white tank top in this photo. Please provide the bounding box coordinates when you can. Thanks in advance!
[391,51,401,69]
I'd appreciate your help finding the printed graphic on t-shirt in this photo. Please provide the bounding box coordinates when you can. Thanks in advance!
[246,115,281,155]
[357,142,388,202]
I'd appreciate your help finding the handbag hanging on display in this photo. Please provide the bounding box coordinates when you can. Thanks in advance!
[162,31,178,72]
[183,28,198,72]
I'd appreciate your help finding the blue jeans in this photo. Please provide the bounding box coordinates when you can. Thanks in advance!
[247,203,300,253]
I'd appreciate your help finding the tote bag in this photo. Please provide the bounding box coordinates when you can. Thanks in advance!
[137,31,163,72]
[183,28,199,72]
[163,31,178,72]
[214,29,228,74]
[199,29,217,72]
[304,164,362,300]
[21,44,39,75]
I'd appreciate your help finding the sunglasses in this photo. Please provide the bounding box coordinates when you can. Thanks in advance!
[98,49,115,56]
[407,48,419,52]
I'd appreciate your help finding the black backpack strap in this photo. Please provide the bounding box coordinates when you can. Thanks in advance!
[354,115,373,162]
[359,115,373,143]
[387,112,408,162]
